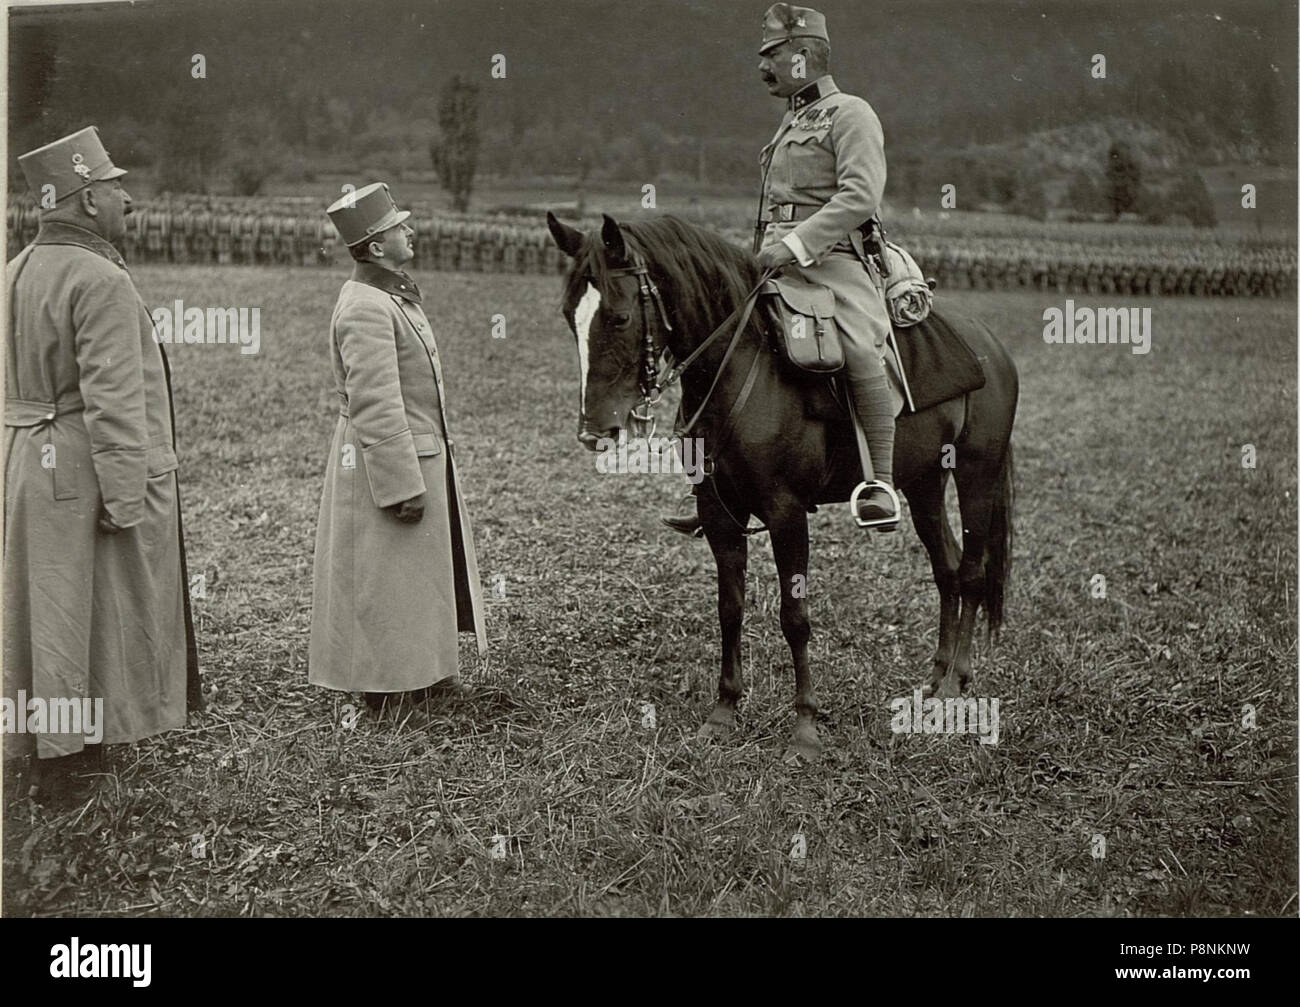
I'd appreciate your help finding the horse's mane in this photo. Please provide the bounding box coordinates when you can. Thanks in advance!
[564,216,761,338]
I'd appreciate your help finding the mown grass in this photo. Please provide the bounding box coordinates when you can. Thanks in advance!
[3,264,1295,916]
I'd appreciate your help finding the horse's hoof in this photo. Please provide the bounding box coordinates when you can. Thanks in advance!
[696,710,734,742]
[782,724,823,764]
[934,676,962,700]
[781,740,822,765]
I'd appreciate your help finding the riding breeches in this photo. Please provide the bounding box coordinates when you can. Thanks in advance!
[761,225,891,380]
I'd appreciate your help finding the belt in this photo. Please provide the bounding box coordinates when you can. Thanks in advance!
[337,398,454,450]
[766,203,818,223]
[4,393,85,428]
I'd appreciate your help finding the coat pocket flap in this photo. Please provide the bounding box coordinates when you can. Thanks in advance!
[784,127,829,146]
[411,432,442,457]
[146,444,178,476]
[763,277,835,319]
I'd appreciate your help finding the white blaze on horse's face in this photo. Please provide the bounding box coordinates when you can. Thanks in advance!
[573,282,602,412]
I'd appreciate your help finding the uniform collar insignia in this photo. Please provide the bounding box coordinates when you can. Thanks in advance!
[788,74,839,111]
[32,220,127,270]
[352,261,422,303]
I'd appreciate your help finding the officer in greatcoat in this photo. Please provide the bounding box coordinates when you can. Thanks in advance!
[309,183,487,710]
[4,126,200,776]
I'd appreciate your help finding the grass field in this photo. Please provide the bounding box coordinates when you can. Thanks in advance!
[2,262,1296,917]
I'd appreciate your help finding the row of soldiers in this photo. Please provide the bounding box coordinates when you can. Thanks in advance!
[911,249,1297,298]
[5,201,1296,295]
[5,202,572,273]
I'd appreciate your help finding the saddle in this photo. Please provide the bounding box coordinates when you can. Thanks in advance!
[771,306,989,420]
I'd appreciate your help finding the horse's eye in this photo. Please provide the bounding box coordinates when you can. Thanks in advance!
[609,312,632,328]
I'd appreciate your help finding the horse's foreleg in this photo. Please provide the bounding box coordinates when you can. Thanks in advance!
[768,508,821,762]
[698,495,748,742]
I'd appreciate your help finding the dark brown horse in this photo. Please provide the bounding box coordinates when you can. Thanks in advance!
[548,212,1017,761]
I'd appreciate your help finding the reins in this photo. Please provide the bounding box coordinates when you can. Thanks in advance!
[611,251,776,536]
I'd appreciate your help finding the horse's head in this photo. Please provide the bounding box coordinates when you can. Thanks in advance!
[547,211,667,450]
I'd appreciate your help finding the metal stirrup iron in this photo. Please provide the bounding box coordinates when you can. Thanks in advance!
[849,480,901,531]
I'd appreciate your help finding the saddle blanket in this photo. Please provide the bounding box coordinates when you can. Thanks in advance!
[883,309,987,416]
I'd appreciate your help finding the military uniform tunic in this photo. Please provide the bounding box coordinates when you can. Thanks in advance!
[759,75,891,377]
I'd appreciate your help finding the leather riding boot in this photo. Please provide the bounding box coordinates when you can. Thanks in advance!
[661,489,704,537]
[847,374,900,530]
[661,403,705,537]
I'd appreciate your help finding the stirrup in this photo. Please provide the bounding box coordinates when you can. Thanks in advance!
[849,480,900,531]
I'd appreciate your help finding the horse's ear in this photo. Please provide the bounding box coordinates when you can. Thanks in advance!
[547,211,584,258]
[600,213,627,261]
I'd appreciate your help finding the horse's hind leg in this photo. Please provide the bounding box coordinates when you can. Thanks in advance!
[947,449,1005,697]
[697,492,749,742]
[767,504,822,762]
[902,466,961,698]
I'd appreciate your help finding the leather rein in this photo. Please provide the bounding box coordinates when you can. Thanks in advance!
[608,252,775,457]
[605,252,776,536]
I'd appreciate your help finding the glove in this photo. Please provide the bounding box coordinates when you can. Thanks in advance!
[97,508,126,535]
[386,494,425,524]
[757,241,796,271]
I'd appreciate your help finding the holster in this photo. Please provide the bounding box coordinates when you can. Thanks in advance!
[851,217,891,281]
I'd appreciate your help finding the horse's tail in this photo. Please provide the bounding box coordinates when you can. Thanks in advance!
[984,440,1014,637]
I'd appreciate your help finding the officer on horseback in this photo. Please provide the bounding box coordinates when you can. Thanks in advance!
[664,2,900,536]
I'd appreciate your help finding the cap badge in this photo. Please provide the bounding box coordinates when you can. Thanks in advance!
[71,152,91,180]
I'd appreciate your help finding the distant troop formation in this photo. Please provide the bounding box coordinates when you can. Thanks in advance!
[6,198,1293,296]
[5,198,569,274]
[904,236,1298,299]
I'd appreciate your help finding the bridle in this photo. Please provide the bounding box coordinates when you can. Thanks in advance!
[603,249,774,445]
[605,251,674,438]
[593,247,778,536]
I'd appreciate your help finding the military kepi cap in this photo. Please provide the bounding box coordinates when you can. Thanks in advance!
[759,3,829,55]
[325,182,411,247]
[18,126,127,203]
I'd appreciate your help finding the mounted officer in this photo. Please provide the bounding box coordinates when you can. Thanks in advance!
[664,3,900,536]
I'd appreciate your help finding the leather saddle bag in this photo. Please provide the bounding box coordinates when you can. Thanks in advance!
[762,275,844,374]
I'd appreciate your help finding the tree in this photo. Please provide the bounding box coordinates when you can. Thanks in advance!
[1167,170,1217,228]
[1010,178,1048,221]
[1064,169,1107,216]
[226,109,285,196]
[1105,140,1142,218]
[155,95,225,195]
[431,76,480,213]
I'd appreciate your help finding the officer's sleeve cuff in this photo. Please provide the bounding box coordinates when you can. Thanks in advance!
[782,233,816,267]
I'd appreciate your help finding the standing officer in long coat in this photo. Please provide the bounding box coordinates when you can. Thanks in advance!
[310,183,487,710]
[665,3,900,536]
[4,126,200,769]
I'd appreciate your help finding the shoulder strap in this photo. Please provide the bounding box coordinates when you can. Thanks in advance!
[753,115,801,255]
